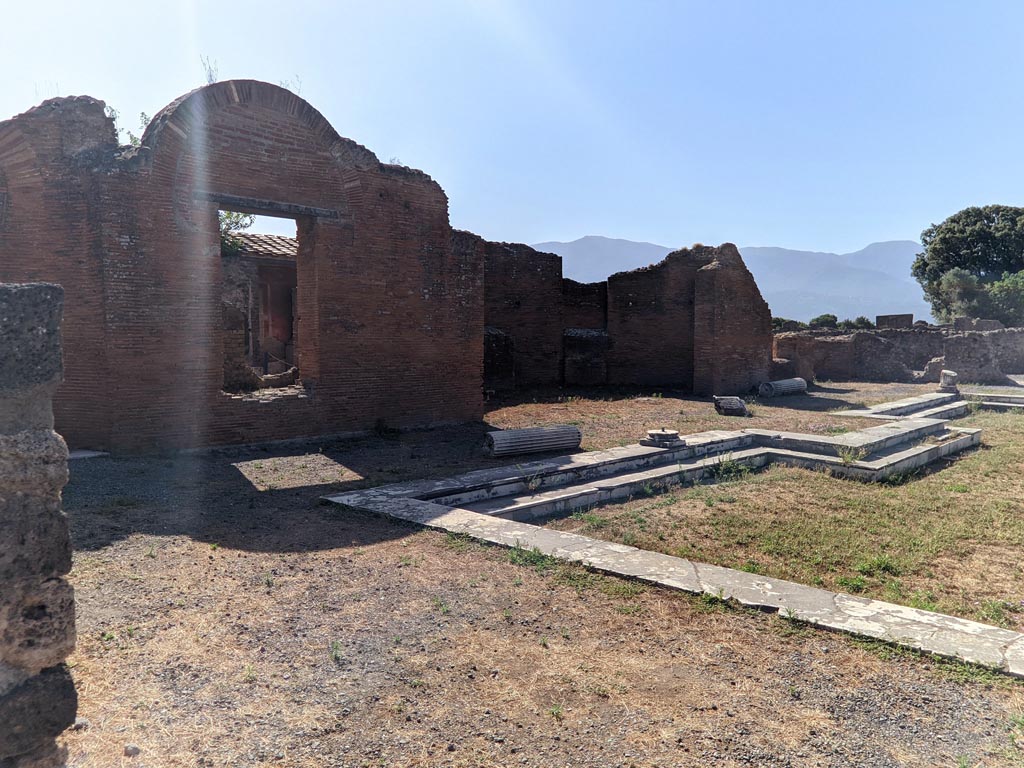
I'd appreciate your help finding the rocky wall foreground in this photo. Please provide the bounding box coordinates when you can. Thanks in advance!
[0,283,76,767]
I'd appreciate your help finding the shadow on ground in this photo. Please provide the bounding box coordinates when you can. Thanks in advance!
[65,421,520,554]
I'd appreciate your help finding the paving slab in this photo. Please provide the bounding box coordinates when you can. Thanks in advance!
[323,409,1003,675]
[325,490,1024,677]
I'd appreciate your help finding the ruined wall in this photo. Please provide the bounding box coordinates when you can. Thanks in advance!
[482,240,563,386]
[605,243,770,393]
[562,329,610,386]
[876,313,913,329]
[561,278,607,330]
[692,244,772,395]
[0,98,116,450]
[606,250,701,386]
[0,284,77,767]
[943,333,1010,384]
[0,82,484,452]
[987,328,1024,373]
[775,326,1024,384]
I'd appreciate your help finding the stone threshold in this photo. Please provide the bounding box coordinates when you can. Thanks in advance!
[322,493,1024,678]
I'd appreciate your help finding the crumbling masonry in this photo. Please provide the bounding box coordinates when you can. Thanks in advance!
[0,81,773,452]
[0,284,77,767]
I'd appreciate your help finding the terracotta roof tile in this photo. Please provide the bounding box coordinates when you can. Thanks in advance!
[227,232,297,260]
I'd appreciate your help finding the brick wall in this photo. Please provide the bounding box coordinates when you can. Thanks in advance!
[482,240,563,386]
[0,82,484,453]
[606,250,701,386]
[0,284,77,767]
[692,244,772,395]
[561,278,607,329]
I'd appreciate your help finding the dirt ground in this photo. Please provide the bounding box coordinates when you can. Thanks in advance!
[62,383,1024,767]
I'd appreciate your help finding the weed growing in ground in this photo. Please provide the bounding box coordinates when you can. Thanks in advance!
[836,446,868,466]
[878,468,921,486]
[908,590,940,612]
[855,554,902,577]
[442,532,475,552]
[432,597,450,614]
[242,664,257,683]
[695,590,730,613]
[601,579,646,599]
[979,599,1019,628]
[507,544,558,572]
[329,640,344,664]
[554,565,597,594]
[836,574,867,593]
[548,703,564,721]
[570,510,608,529]
[709,454,751,482]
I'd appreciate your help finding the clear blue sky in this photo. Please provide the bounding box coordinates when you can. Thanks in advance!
[3,1,1022,252]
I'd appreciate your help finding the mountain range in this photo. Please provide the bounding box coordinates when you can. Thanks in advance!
[532,236,933,323]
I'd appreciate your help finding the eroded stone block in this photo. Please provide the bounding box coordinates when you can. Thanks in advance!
[0,578,76,674]
[0,665,76,761]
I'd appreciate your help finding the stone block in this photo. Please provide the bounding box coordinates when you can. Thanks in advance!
[0,497,71,583]
[0,431,68,497]
[0,578,75,674]
[0,285,63,394]
[0,665,77,762]
[876,313,913,329]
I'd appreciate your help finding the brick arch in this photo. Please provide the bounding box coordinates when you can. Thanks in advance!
[139,79,378,173]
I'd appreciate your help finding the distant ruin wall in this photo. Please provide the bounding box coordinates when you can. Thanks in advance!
[775,326,1024,384]
[692,245,772,396]
[483,241,773,394]
[876,313,914,329]
[986,329,1024,373]
[0,284,77,767]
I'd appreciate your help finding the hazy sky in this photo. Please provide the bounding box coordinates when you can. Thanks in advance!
[3,1,1022,252]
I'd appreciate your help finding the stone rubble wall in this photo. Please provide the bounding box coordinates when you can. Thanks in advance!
[0,283,76,767]
[775,326,1024,384]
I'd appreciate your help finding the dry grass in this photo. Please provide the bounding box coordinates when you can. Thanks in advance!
[544,405,1024,628]
[61,381,1024,766]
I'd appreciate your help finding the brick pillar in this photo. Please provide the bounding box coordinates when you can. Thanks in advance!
[0,284,77,767]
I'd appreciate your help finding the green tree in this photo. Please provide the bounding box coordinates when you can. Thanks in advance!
[771,317,808,331]
[808,313,838,329]
[219,210,254,255]
[986,270,1024,327]
[912,205,1024,319]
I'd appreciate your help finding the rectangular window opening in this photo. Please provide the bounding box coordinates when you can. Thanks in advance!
[220,212,302,395]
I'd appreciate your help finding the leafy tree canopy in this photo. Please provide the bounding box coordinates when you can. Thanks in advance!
[912,205,1024,319]
[808,313,838,329]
